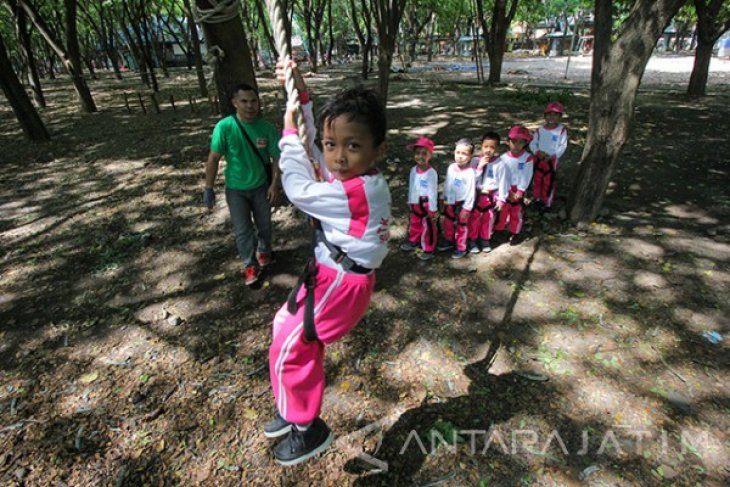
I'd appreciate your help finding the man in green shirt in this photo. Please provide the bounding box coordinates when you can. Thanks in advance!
[203,84,281,285]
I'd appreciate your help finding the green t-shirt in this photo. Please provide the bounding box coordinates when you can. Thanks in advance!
[210,115,281,191]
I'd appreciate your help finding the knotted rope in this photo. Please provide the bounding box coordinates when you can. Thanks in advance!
[193,0,239,24]
[264,0,314,169]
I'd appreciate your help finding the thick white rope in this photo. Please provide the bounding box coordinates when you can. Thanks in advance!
[193,0,239,24]
[264,0,313,166]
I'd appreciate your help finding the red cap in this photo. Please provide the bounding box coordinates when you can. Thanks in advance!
[508,125,533,143]
[545,101,564,114]
[407,136,435,154]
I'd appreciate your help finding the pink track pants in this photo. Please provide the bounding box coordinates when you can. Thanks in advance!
[468,191,498,242]
[407,200,437,253]
[443,203,470,252]
[532,156,557,207]
[495,186,524,235]
[269,263,375,424]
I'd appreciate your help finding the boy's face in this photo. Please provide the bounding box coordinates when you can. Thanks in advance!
[232,89,260,122]
[508,138,528,153]
[481,139,499,159]
[544,111,560,125]
[413,147,432,167]
[454,144,473,167]
[322,115,385,181]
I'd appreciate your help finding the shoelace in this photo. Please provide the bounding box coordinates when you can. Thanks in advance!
[288,428,306,453]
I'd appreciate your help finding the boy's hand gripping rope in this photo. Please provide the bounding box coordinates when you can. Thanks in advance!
[264,0,320,181]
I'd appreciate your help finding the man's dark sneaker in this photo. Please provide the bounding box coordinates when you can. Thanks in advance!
[482,240,493,253]
[244,265,260,286]
[451,250,467,259]
[273,417,334,466]
[264,412,292,439]
[400,241,418,252]
[437,240,455,252]
[468,240,481,254]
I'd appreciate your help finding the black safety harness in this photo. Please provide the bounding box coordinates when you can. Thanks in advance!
[285,218,371,343]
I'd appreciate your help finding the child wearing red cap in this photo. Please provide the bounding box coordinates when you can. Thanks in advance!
[401,136,439,260]
[438,138,476,258]
[530,102,568,209]
[495,126,535,245]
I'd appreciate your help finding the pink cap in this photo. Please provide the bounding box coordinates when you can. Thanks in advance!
[407,136,435,154]
[545,101,564,114]
[508,125,533,143]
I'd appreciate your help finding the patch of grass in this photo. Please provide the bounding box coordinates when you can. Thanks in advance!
[502,86,575,106]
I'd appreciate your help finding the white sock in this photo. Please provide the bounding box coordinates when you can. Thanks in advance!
[294,422,312,431]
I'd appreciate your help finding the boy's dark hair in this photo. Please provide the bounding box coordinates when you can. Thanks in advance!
[230,83,259,99]
[318,86,386,146]
[455,137,474,153]
[481,131,500,144]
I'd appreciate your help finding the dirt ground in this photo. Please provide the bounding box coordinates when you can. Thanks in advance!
[1,55,728,486]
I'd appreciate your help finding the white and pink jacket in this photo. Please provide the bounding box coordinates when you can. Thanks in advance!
[443,163,476,210]
[530,124,567,160]
[278,102,391,271]
[407,165,438,211]
[500,150,535,197]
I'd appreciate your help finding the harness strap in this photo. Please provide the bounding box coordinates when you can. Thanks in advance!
[286,219,320,342]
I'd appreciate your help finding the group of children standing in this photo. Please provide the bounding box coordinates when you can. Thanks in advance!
[401,101,568,260]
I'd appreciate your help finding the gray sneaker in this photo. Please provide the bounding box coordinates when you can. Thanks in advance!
[419,252,434,261]
[264,412,292,438]
[400,241,418,252]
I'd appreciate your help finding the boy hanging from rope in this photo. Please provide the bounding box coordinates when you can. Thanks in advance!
[263,61,391,465]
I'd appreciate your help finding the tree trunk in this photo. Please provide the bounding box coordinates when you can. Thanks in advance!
[686,0,730,97]
[373,0,407,105]
[0,33,49,141]
[485,0,519,84]
[196,0,257,115]
[15,0,96,112]
[14,4,45,107]
[182,0,208,97]
[568,0,685,222]
[687,39,713,96]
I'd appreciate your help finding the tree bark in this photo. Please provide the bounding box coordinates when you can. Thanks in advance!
[181,0,208,96]
[483,0,519,84]
[373,0,407,105]
[13,4,45,107]
[0,32,49,141]
[568,0,685,222]
[195,0,257,115]
[687,39,713,96]
[687,0,730,97]
[13,0,96,112]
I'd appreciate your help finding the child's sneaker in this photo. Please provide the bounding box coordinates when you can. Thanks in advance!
[419,252,434,261]
[481,240,492,253]
[244,265,260,286]
[264,412,292,438]
[509,234,524,246]
[437,240,455,252]
[256,251,273,268]
[400,241,418,252]
[468,240,481,254]
[451,250,467,259]
[273,417,334,466]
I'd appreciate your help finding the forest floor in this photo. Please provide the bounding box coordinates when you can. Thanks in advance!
[0,55,728,486]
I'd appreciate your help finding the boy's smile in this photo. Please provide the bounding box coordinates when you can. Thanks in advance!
[413,147,432,168]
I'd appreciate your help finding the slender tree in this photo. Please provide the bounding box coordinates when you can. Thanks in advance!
[687,0,730,97]
[476,0,521,84]
[373,0,407,105]
[0,31,49,141]
[8,2,45,107]
[11,0,97,112]
[568,0,685,222]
